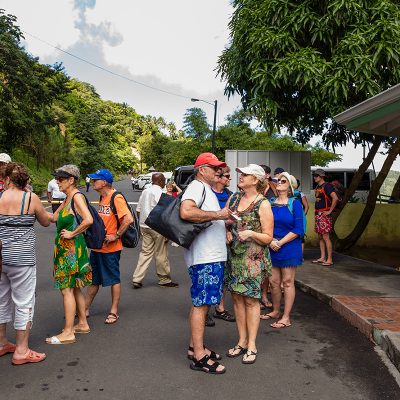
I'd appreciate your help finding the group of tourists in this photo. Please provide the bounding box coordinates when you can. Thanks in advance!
[0,150,338,374]
[179,153,307,374]
[0,156,133,365]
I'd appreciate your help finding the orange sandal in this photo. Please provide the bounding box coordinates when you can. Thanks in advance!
[12,349,46,365]
[0,342,16,357]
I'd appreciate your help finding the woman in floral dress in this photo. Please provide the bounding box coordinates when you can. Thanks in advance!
[225,164,274,364]
[46,165,93,345]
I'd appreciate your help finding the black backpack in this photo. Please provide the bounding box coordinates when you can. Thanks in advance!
[71,192,106,249]
[109,191,140,248]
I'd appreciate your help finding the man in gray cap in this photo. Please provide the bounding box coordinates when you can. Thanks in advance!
[312,169,338,267]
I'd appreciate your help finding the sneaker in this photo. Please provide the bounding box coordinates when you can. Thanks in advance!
[158,282,179,288]
[132,282,143,289]
[205,314,215,327]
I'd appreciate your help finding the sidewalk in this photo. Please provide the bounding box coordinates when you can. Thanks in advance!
[297,248,400,372]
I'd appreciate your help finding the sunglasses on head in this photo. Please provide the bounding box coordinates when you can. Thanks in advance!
[277,178,288,184]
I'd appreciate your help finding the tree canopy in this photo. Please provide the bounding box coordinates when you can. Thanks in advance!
[218,0,400,147]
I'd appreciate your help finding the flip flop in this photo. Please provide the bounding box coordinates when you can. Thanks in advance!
[105,312,119,324]
[270,321,292,329]
[12,349,46,365]
[322,262,334,267]
[312,259,324,264]
[46,336,76,345]
[260,313,279,320]
[0,342,16,357]
[74,328,91,334]
[260,300,272,310]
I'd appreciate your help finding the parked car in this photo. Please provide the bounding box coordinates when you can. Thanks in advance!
[173,165,194,190]
[135,174,152,190]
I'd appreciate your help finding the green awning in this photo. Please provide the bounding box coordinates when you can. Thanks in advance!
[334,84,400,137]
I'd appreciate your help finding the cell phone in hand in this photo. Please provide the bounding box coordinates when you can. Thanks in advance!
[231,213,242,221]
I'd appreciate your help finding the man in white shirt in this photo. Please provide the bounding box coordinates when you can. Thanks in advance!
[132,173,178,289]
[85,176,91,192]
[180,152,231,375]
[47,178,66,213]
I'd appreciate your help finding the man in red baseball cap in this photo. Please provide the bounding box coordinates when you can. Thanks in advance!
[193,152,226,169]
[179,152,231,374]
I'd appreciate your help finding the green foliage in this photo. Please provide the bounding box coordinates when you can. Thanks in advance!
[183,108,210,141]
[218,0,400,148]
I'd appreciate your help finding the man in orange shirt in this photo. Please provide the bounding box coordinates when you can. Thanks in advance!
[85,169,133,324]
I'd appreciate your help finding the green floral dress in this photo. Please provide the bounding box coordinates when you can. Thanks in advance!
[53,202,92,289]
[225,192,272,299]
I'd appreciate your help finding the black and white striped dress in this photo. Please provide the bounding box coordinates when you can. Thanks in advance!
[0,214,36,267]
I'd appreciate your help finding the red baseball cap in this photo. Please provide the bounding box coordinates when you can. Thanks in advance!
[194,152,226,169]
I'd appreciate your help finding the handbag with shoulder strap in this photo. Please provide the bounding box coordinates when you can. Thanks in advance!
[145,183,212,249]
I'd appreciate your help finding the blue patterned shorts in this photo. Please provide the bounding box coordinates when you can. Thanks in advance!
[188,262,225,307]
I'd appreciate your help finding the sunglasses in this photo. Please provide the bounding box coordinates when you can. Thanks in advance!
[277,179,288,184]
[216,174,231,179]
[55,177,68,182]
[313,174,320,178]
[202,165,220,171]
[241,173,250,177]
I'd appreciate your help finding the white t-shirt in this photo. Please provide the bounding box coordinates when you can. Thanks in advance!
[47,179,66,200]
[85,177,91,183]
[136,184,163,228]
[181,179,227,267]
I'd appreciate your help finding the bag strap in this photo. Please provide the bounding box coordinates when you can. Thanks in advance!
[20,192,27,215]
[198,183,207,209]
[26,192,32,215]
[71,192,88,220]
[109,191,124,229]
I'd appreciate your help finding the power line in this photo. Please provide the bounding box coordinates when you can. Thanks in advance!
[22,30,193,101]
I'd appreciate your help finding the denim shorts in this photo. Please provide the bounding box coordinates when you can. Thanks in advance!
[188,262,225,307]
[90,251,121,287]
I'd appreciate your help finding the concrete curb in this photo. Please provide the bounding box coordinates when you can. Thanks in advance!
[295,277,400,374]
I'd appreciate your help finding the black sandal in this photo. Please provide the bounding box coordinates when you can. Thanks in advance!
[190,354,226,374]
[187,346,222,361]
[242,350,257,365]
[226,344,247,358]
[213,309,236,322]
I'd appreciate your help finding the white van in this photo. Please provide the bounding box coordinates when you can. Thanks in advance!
[310,167,375,202]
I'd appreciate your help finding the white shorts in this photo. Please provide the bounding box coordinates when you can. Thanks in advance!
[0,265,36,330]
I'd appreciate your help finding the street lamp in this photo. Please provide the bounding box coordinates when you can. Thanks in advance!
[191,98,218,154]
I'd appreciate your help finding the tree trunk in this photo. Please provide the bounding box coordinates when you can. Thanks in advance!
[335,138,400,251]
[331,135,382,245]
[390,174,400,201]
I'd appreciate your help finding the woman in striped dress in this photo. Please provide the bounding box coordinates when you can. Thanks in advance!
[0,163,52,365]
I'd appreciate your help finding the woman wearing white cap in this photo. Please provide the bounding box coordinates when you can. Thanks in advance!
[225,164,273,364]
[262,172,304,329]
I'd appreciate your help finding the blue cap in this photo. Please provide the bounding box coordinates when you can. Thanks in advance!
[274,167,285,175]
[88,169,113,184]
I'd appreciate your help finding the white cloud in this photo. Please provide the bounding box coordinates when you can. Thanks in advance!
[1,0,80,58]
[84,0,232,93]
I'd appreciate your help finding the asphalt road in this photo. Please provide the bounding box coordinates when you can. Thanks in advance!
[1,178,399,400]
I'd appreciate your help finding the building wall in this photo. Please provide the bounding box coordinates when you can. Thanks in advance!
[305,203,400,248]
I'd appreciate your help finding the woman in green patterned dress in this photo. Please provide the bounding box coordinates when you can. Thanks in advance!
[225,164,274,364]
[46,165,93,345]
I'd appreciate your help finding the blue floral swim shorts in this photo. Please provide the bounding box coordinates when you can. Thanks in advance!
[188,262,225,307]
